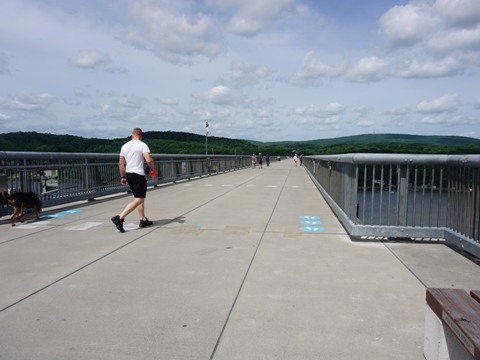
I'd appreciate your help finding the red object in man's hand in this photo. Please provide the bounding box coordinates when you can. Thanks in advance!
[149,170,158,177]
[121,178,128,185]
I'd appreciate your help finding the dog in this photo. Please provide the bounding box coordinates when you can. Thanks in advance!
[1,191,42,226]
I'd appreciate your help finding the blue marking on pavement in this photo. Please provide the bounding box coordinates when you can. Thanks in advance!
[300,220,323,225]
[42,209,84,218]
[300,226,325,232]
[299,215,320,220]
[62,209,84,214]
[42,213,66,218]
[299,215,325,232]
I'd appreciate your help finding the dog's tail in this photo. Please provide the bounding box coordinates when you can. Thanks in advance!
[1,191,11,201]
[0,191,12,207]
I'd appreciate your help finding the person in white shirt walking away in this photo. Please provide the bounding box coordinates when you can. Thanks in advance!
[111,127,155,233]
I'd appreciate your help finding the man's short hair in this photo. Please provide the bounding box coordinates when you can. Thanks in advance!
[132,128,143,137]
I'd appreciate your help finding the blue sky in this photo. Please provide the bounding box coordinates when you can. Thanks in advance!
[1,0,479,141]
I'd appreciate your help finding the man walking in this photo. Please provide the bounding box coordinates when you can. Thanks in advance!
[111,128,154,233]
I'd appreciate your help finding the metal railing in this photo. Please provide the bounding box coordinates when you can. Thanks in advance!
[0,152,250,210]
[304,154,480,258]
[3,151,479,257]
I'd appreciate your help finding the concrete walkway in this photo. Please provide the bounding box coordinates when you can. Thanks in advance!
[1,159,479,360]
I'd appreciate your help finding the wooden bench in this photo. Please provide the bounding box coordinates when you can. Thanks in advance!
[424,288,480,360]
[471,290,480,305]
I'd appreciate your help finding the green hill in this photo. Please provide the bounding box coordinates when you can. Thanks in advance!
[301,134,480,147]
[0,131,255,155]
[0,131,479,155]
[265,133,480,146]
[261,134,480,155]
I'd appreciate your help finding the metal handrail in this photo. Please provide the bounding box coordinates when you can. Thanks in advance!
[0,152,250,209]
[2,151,479,258]
[303,154,480,258]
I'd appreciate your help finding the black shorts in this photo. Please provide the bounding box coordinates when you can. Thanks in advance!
[126,173,147,198]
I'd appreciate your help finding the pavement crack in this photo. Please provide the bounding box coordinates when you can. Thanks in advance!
[208,167,293,359]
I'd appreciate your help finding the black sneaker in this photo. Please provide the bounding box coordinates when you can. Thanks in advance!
[111,215,125,233]
[139,218,153,228]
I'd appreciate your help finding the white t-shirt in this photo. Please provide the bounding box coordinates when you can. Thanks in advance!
[120,139,150,176]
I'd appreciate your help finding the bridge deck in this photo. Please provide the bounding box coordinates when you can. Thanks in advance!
[1,159,479,359]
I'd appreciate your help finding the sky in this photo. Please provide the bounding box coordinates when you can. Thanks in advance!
[1,0,480,142]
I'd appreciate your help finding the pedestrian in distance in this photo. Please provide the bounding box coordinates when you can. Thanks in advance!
[258,153,263,168]
[251,153,256,168]
[293,153,298,166]
[266,153,270,167]
[111,127,155,233]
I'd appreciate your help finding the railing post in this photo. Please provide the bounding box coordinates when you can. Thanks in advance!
[21,159,28,192]
[84,158,90,192]
[343,162,358,221]
[397,165,409,226]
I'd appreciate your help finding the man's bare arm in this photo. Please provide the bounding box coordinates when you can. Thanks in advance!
[118,156,126,177]
[144,152,154,171]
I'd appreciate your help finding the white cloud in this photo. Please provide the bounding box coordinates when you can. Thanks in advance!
[98,95,148,119]
[374,0,480,82]
[71,50,111,69]
[357,119,375,127]
[354,107,375,116]
[417,94,459,114]
[428,26,480,54]
[345,56,391,83]
[200,85,233,105]
[238,96,275,109]
[0,113,11,121]
[397,57,466,78]
[434,0,480,27]
[195,110,213,122]
[389,106,410,116]
[70,50,128,74]
[207,0,294,37]
[290,51,344,86]
[5,93,54,111]
[419,113,464,125]
[126,0,224,63]
[294,114,342,126]
[379,3,437,47]
[158,98,179,106]
[115,96,148,109]
[294,102,345,118]
[218,60,269,87]
[420,114,447,124]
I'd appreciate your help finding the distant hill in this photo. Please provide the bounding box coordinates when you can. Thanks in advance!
[259,133,480,155]
[0,131,256,155]
[1,131,479,155]
[266,133,480,147]
[302,134,480,147]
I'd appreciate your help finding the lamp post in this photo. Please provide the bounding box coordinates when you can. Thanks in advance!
[205,121,209,155]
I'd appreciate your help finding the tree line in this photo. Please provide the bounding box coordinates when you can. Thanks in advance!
[1,131,480,156]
